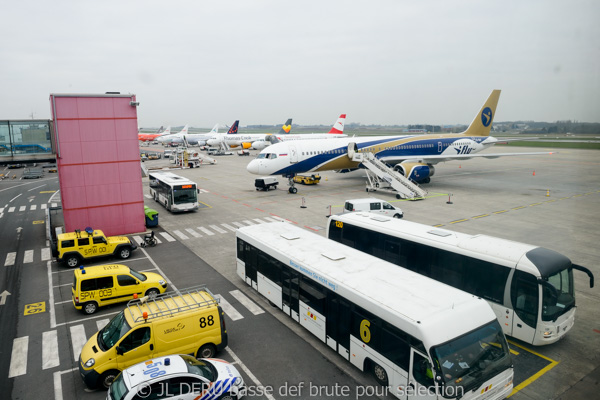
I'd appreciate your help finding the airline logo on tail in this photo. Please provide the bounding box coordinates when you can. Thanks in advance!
[481,107,492,127]
[282,125,291,133]
[328,114,346,134]
[278,119,293,135]
[228,120,239,134]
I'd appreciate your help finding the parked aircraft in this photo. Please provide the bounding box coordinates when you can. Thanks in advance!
[207,119,293,149]
[138,126,170,142]
[250,114,347,150]
[156,124,211,145]
[246,90,555,193]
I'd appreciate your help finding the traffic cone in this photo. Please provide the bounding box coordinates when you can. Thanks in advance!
[533,170,536,176]
[546,190,550,197]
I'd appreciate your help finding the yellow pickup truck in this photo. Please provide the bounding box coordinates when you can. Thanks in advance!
[293,174,321,185]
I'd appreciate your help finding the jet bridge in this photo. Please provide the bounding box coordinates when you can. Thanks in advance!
[351,152,427,200]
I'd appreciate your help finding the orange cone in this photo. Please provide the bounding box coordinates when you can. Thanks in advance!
[533,170,536,176]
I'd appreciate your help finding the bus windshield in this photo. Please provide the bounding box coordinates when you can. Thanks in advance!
[542,267,575,321]
[173,187,197,204]
[431,321,512,393]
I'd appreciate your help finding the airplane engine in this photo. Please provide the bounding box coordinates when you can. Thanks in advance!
[394,162,435,183]
[252,141,268,150]
[241,142,252,149]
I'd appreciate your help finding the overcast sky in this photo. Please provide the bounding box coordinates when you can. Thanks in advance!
[1,1,598,128]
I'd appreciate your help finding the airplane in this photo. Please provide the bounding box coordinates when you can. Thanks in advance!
[250,114,347,150]
[206,119,293,149]
[138,126,171,142]
[246,90,555,193]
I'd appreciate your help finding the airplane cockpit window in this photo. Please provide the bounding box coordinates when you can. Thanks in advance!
[257,154,266,159]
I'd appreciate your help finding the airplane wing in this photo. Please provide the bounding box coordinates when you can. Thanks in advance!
[380,151,557,165]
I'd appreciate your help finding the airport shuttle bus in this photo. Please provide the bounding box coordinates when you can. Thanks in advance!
[148,172,199,212]
[237,222,514,400]
[327,213,595,346]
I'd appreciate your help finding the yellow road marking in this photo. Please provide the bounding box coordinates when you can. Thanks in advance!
[529,203,542,206]
[493,210,509,214]
[449,219,469,224]
[24,302,46,315]
[507,340,559,398]
[472,214,489,219]
[512,206,527,210]
[33,220,44,224]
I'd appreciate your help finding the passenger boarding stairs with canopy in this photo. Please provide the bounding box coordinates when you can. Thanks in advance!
[351,151,427,200]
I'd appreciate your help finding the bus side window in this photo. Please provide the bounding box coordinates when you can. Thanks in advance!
[412,352,434,387]
[510,270,539,328]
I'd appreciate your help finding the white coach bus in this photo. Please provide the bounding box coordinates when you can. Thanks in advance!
[237,222,514,400]
[327,212,594,346]
[148,172,199,212]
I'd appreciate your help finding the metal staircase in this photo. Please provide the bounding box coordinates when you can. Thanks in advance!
[352,152,427,200]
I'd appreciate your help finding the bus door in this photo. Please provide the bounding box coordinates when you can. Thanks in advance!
[281,268,299,322]
[325,296,351,359]
[407,349,436,400]
[488,302,514,338]
[509,270,539,343]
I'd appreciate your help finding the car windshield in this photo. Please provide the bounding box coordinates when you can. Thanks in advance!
[173,188,197,204]
[129,268,147,282]
[431,321,512,393]
[109,372,128,400]
[99,311,131,351]
[542,267,575,321]
[181,355,216,381]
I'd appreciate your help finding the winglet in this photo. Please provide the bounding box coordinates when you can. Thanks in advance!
[462,90,501,137]
[227,120,239,134]
[278,119,293,134]
[328,114,346,134]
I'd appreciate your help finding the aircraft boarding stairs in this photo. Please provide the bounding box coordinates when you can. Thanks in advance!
[352,152,427,200]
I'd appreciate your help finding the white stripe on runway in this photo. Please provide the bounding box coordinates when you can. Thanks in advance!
[51,203,58,207]
[8,336,28,378]
[41,204,47,210]
[263,217,277,222]
[208,225,227,234]
[252,218,265,224]
[199,189,209,193]
[42,331,60,370]
[197,227,215,236]
[69,325,88,361]
[8,207,15,212]
[221,223,237,232]
[41,248,51,261]
[185,228,202,238]
[242,220,255,225]
[23,250,34,264]
[173,230,189,240]
[214,294,243,321]
[159,232,176,242]
[96,319,110,331]
[19,206,26,212]
[31,204,37,211]
[5,252,16,266]
[230,290,264,315]
[232,222,246,228]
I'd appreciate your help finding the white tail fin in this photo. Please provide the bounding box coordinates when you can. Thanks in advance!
[328,114,346,134]
[179,124,189,135]
[209,124,219,134]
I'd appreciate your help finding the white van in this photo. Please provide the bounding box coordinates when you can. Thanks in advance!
[343,197,403,218]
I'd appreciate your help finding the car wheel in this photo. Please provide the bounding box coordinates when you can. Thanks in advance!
[219,393,235,400]
[393,213,402,219]
[373,362,389,386]
[145,288,160,298]
[196,343,216,359]
[83,302,98,315]
[153,192,158,202]
[66,255,81,268]
[118,247,131,259]
[99,369,120,389]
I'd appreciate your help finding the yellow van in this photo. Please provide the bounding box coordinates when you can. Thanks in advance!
[72,264,167,315]
[78,286,228,389]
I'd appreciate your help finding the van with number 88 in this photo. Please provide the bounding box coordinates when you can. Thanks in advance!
[79,286,228,389]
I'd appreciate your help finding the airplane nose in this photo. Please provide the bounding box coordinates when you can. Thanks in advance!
[246,160,259,175]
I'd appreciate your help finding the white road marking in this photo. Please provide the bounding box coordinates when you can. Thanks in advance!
[185,228,202,238]
[214,294,243,321]
[41,247,51,261]
[232,221,246,228]
[23,250,34,264]
[242,220,255,225]
[197,226,215,236]
[31,204,37,211]
[263,217,277,222]
[252,218,266,224]
[225,347,276,400]
[51,203,58,207]
[41,203,47,210]
[159,232,176,242]
[8,336,28,378]
[208,224,227,234]
[8,207,15,212]
[69,325,88,361]
[96,319,110,331]
[173,230,189,240]
[5,252,16,266]
[19,206,26,212]
[230,290,264,315]
[42,330,60,370]
[221,223,237,232]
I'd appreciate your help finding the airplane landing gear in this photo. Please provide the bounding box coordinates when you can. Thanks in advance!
[287,176,298,194]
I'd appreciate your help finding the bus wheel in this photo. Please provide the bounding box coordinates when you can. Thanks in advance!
[373,362,389,386]
[197,344,216,359]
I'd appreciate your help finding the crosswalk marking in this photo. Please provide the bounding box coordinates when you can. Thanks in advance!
[230,290,264,315]
[51,203,58,207]
[253,218,265,224]
[96,319,110,331]
[232,222,246,228]
[215,294,244,321]
[221,223,237,232]
[41,204,47,210]
[23,250,34,264]
[173,230,189,240]
[185,228,202,238]
[31,205,37,211]
[8,207,15,213]
[0,208,3,213]
[198,227,215,236]
[209,225,227,234]
[5,252,16,266]
[41,248,51,261]
[199,189,209,193]
[263,217,277,222]
[144,194,152,199]
[42,331,60,370]
[19,206,26,212]
[242,220,255,225]
[159,232,176,242]
[69,325,87,361]
[8,336,28,378]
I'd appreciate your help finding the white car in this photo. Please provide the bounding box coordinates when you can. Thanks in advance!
[108,354,244,400]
